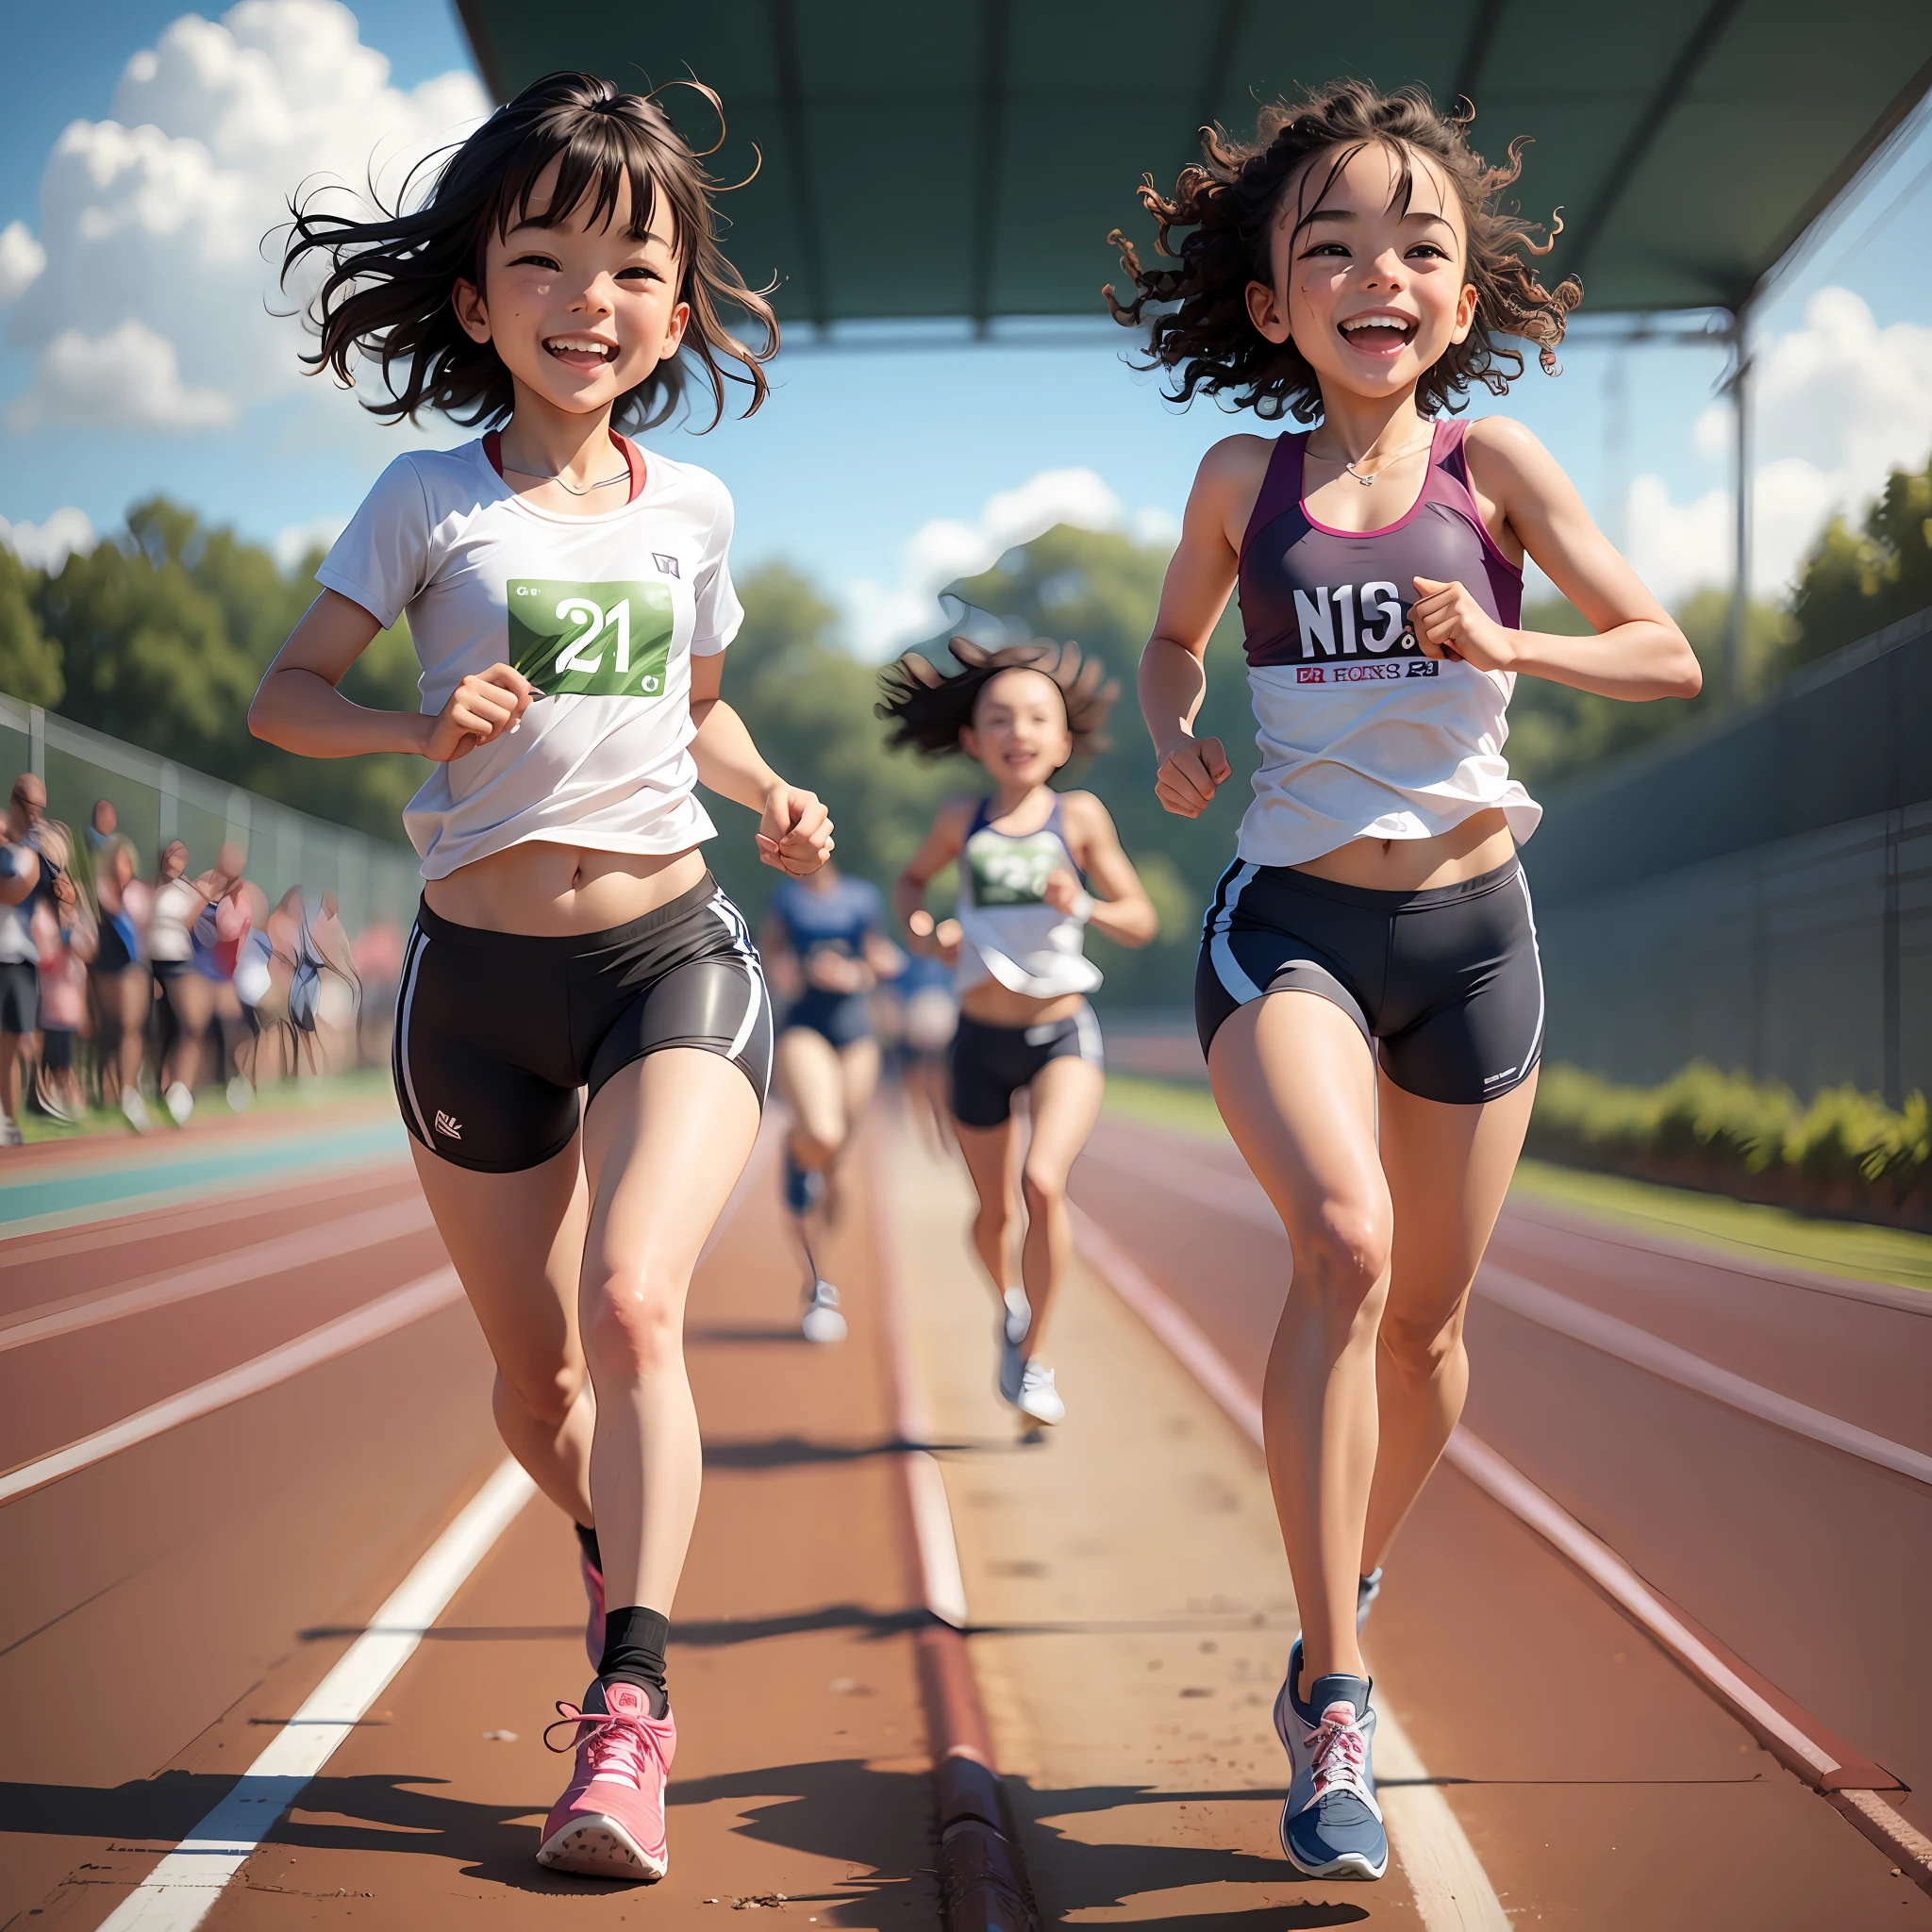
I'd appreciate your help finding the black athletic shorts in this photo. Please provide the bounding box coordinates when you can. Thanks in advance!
[1195,857,1542,1106]
[392,873,773,1174]
[951,1005,1104,1129]
[0,960,37,1035]
[783,988,872,1049]
[41,1025,75,1073]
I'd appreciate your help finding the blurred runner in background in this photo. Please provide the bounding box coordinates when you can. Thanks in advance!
[0,774,53,1145]
[876,946,958,1152]
[761,863,903,1342]
[91,834,153,1129]
[885,640,1158,1428]
[32,824,95,1124]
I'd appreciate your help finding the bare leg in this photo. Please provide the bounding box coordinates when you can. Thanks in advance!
[577,1047,761,1615]
[410,1135,597,1525]
[955,1115,1018,1308]
[1361,1069,1537,1572]
[1014,1054,1104,1358]
[1209,992,1388,1690]
[774,1025,848,1174]
[0,1032,22,1125]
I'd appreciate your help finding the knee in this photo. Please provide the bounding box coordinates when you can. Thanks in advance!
[1292,1202,1391,1313]
[494,1358,583,1431]
[971,1197,1009,1248]
[581,1268,686,1379]
[1379,1302,1466,1383]
[1020,1162,1066,1220]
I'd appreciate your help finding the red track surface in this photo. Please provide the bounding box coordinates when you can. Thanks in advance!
[4,1099,1928,1928]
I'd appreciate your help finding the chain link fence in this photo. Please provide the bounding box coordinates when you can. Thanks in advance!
[0,695,420,933]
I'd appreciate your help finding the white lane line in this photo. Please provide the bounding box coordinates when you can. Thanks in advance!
[1476,1264,1932,1488]
[0,1197,435,1353]
[1088,1136,1932,1488]
[1441,1429,1851,1785]
[94,1457,535,1932]
[1068,1204,1509,1932]
[0,1269,463,1507]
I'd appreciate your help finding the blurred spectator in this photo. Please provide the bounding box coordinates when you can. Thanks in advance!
[192,858,257,1111]
[0,774,52,1145]
[84,798,117,863]
[91,836,153,1130]
[146,839,243,1124]
[290,891,360,1075]
[32,824,96,1124]
[351,915,403,1068]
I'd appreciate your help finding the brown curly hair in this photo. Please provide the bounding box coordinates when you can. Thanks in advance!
[1105,80,1581,423]
[876,639,1118,759]
[281,72,776,433]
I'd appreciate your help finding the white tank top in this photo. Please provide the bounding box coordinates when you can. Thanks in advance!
[1235,423,1541,866]
[955,794,1101,1000]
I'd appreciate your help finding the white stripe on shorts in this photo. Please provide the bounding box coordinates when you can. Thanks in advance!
[392,925,431,1144]
[709,890,774,1073]
[1209,862,1263,1004]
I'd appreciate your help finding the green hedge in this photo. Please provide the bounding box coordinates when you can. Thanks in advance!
[1528,1060,1932,1226]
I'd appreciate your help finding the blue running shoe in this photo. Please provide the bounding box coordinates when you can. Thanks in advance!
[1357,1568,1382,1631]
[1272,1637,1387,1880]
[783,1152,824,1217]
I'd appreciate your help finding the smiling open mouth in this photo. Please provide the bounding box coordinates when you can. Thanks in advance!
[543,335,618,367]
[1338,315,1417,353]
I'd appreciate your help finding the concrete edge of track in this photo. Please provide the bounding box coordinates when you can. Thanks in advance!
[1067,1203,1511,1932]
[89,1458,536,1932]
[1065,1202,1932,1905]
[870,1133,1041,1932]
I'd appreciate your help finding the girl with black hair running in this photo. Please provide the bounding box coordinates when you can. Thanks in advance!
[1112,81,1700,1882]
[250,73,831,1885]
[884,639,1158,1426]
[760,862,903,1341]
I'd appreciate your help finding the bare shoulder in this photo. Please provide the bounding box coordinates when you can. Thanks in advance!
[1194,432,1275,501]
[1462,414,1557,483]
[1057,789,1121,844]
[932,794,980,840]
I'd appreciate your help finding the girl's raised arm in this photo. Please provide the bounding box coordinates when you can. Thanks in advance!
[1139,439,1260,819]
[1413,419,1702,702]
[249,590,533,762]
[1057,793,1159,949]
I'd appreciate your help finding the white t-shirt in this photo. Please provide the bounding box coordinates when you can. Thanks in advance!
[318,439,743,880]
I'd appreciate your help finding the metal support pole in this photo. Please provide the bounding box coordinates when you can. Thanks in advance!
[1724,306,1753,706]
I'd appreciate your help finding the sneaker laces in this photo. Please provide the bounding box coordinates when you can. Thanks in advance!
[1304,1700,1373,1805]
[543,1700,663,1790]
[1023,1361,1055,1395]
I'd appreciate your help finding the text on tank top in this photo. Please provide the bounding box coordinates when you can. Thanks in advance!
[1231,418,1540,866]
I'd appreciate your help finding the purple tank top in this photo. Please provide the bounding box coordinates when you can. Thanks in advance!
[1237,419,1522,672]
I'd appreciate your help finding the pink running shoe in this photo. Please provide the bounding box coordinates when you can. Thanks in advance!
[537,1680,675,1881]
[579,1550,607,1668]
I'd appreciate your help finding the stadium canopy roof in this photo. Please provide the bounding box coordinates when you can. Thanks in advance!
[454,2,1932,326]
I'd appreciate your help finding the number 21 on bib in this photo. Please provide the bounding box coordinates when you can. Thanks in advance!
[507,579,675,698]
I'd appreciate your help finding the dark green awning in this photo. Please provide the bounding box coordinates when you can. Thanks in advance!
[454,0,1932,322]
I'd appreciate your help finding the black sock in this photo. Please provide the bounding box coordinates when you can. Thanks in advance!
[599,1605,670,1717]
[574,1522,602,1574]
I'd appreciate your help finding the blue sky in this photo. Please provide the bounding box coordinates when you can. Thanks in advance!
[3,1,1930,650]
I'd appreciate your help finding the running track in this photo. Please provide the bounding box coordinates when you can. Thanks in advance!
[1,1097,1927,1925]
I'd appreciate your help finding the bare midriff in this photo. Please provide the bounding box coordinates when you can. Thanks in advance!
[1290,806,1515,893]
[422,841,709,936]
[958,983,1089,1029]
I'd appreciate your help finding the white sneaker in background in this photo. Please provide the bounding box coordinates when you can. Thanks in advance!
[226,1075,254,1112]
[164,1082,193,1125]
[121,1089,152,1133]
[0,1116,21,1146]
[800,1278,847,1344]
[1002,1286,1032,1347]
[1011,1358,1065,1426]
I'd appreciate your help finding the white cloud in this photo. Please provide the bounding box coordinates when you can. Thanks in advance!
[273,512,347,572]
[0,508,96,575]
[1626,287,1932,603]
[0,223,45,308]
[844,466,1177,657]
[4,0,487,437]
[9,321,236,432]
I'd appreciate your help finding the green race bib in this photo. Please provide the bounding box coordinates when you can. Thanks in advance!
[507,579,675,698]
[966,828,1063,907]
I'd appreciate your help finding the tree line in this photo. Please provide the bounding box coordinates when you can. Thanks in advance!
[1,446,1926,1007]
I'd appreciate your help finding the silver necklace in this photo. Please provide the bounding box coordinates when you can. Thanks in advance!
[501,451,629,495]
[1311,429,1434,487]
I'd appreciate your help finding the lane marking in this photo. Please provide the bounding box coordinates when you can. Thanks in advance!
[1087,1134,1931,1484]
[1478,1264,1932,1487]
[0,1269,463,1507]
[93,1457,535,1932]
[0,1197,436,1353]
[1068,1205,1509,1932]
